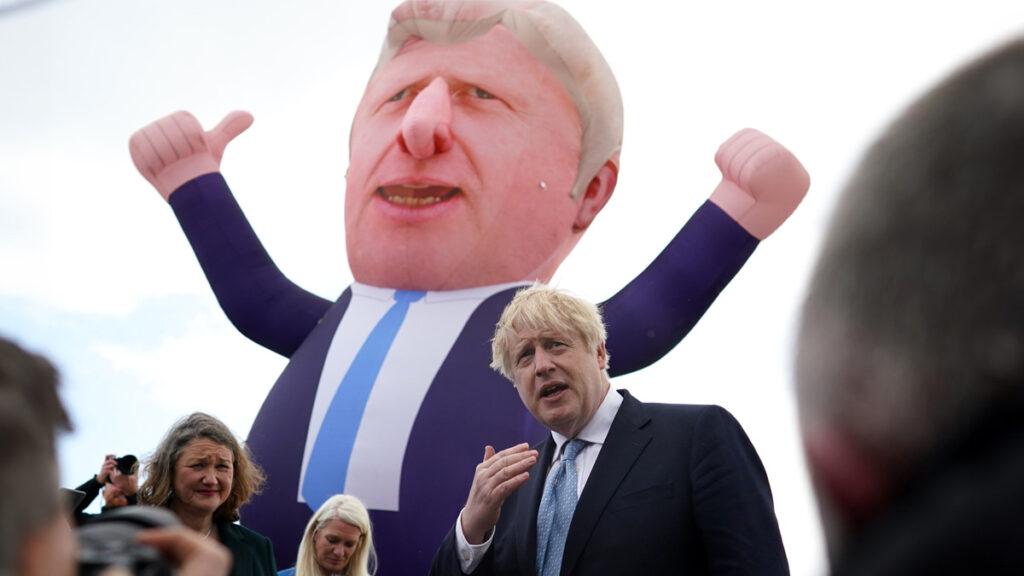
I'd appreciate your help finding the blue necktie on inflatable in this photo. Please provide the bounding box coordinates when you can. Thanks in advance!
[302,289,426,510]
[536,439,586,576]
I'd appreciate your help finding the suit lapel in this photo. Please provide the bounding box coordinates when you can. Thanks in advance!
[514,435,556,576]
[561,390,651,575]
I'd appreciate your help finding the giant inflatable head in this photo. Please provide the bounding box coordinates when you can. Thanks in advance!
[345,0,624,291]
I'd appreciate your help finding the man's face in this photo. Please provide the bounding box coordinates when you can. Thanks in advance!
[346,24,584,291]
[509,326,609,438]
[102,483,128,508]
[103,468,136,508]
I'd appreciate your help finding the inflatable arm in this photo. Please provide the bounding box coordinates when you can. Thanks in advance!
[603,200,757,376]
[604,129,809,375]
[130,111,331,357]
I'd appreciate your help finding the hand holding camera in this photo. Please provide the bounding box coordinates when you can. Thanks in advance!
[97,454,118,485]
[108,455,139,498]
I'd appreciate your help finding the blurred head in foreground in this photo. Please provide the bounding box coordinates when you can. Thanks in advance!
[796,37,1024,574]
[0,337,74,576]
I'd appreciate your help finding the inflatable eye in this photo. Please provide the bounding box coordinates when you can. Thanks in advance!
[470,86,495,99]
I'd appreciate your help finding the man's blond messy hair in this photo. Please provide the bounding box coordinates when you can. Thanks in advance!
[491,284,608,380]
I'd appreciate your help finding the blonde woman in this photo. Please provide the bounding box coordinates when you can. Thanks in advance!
[280,494,376,576]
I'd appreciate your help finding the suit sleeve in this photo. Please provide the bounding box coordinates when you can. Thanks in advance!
[431,524,487,576]
[73,476,102,524]
[689,405,789,575]
[168,173,332,357]
[603,201,758,377]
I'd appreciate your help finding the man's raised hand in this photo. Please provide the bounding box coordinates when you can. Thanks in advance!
[460,443,538,545]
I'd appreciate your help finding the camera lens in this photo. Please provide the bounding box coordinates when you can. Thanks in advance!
[114,455,138,475]
[77,507,179,576]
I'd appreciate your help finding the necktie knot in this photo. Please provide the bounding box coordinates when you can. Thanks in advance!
[561,438,585,463]
[394,290,426,304]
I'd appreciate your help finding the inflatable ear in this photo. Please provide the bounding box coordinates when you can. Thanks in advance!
[573,160,617,233]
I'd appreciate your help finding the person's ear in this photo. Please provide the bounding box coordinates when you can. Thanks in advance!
[802,421,890,526]
[573,160,617,233]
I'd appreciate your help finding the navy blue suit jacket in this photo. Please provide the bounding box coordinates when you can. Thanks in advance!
[431,390,789,575]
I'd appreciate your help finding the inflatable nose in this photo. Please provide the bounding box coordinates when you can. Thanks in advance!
[397,77,454,159]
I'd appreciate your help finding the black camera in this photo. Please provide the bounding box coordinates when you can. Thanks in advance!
[77,506,178,576]
[114,454,139,476]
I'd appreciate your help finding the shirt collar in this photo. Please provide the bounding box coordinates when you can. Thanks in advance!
[350,281,530,303]
[550,386,623,456]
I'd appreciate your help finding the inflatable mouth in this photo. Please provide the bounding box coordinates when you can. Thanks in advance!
[376,185,461,206]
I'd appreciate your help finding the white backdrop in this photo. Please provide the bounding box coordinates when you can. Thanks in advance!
[3,1,1023,573]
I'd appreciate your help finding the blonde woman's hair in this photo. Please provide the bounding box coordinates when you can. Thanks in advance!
[294,494,376,576]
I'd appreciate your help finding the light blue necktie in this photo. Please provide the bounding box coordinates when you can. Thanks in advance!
[536,439,586,576]
[302,290,425,510]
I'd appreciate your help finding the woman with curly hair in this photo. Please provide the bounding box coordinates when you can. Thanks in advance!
[140,412,276,575]
[279,494,376,576]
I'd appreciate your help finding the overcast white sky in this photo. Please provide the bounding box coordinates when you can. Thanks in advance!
[2,1,1023,574]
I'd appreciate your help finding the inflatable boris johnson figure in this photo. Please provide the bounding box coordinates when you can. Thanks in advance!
[129,0,809,571]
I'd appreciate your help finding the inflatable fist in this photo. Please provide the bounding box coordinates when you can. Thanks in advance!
[129,110,253,201]
[710,128,811,239]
